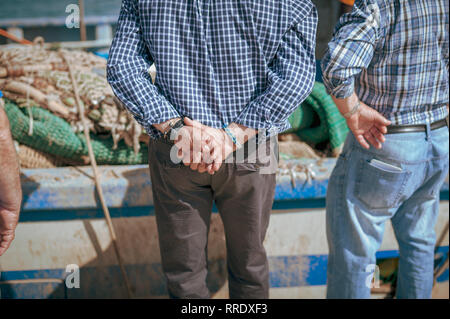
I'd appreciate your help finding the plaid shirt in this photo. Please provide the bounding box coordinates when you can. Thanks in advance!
[322,0,449,125]
[107,0,317,138]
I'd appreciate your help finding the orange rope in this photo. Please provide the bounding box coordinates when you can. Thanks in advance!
[0,29,33,45]
[339,0,355,6]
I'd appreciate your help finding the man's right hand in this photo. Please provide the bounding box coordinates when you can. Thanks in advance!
[346,102,392,149]
[332,93,391,149]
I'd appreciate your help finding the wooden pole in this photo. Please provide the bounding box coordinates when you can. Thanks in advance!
[79,0,87,42]
[59,51,133,298]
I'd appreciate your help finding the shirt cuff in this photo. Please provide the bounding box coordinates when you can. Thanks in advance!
[233,102,284,137]
[146,106,180,134]
[325,81,355,99]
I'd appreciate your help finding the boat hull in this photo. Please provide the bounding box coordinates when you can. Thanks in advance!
[1,162,448,299]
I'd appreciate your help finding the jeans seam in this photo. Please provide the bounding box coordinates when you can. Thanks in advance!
[392,171,412,207]
[330,150,351,248]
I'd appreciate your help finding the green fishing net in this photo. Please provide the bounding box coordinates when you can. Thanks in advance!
[285,82,349,153]
[4,99,148,165]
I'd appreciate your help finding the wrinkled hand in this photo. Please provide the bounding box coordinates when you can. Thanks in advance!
[192,121,235,174]
[177,118,235,174]
[0,108,22,256]
[0,207,19,256]
[347,102,391,149]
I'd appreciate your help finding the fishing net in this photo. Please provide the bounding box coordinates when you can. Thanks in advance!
[17,144,69,169]
[79,134,148,165]
[4,99,85,159]
[285,82,349,155]
[4,100,148,165]
[286,102,315,132]
[0,45,144,153]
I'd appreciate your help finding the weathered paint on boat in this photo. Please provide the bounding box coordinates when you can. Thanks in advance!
[0,160,448,299]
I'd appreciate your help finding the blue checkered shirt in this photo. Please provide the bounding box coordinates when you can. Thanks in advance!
[107,0,317,138]
[322,0,449,125]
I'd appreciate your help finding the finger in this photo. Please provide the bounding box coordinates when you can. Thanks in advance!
[202,143,214,164]
[206,164,215,175]
[356,134,370,149]
[371,127,386,143]
[203,135,212,147]
[0,233,14,257]
[365,132,382,149]
[375,113,392,126]
[190,163,199,171]
[202,132,215,152]
[375,124,388,134]
[203,136,219,162]
[183,117,194,126]
[175,129,193,160]
[183,154,193,165]
[184,117,203,129]
[182,147,193,165]
[212,160,222,173]
[191,126,203,149]
[211,146,224,172]
[192,149,202,164]
[198,163,208,174]
[369,130,383,149]
[210,146,223,170]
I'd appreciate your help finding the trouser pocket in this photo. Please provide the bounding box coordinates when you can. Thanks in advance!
[354,158,411,210]
[150,137,186,169]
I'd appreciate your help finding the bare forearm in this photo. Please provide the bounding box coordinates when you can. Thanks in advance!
[330,91,391,150]
[0,108,22,211]
[331,92,360,118]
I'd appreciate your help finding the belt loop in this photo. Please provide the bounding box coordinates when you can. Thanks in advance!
[425,121,431,141]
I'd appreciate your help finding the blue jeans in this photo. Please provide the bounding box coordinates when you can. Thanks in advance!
[326,125,449,299]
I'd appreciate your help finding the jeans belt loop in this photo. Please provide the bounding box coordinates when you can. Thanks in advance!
[425,121,431,141]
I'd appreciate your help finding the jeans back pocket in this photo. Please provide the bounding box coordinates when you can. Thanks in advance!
[354,158,411,210]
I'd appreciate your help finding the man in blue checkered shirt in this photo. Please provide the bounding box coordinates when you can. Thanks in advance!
[107,0,317,299]
[322,0,449,298]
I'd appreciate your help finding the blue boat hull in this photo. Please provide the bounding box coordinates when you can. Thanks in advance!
[1,161,448,299]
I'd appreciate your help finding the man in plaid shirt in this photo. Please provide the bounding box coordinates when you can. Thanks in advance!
[108,0,317,298]
[322,0,449,298]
